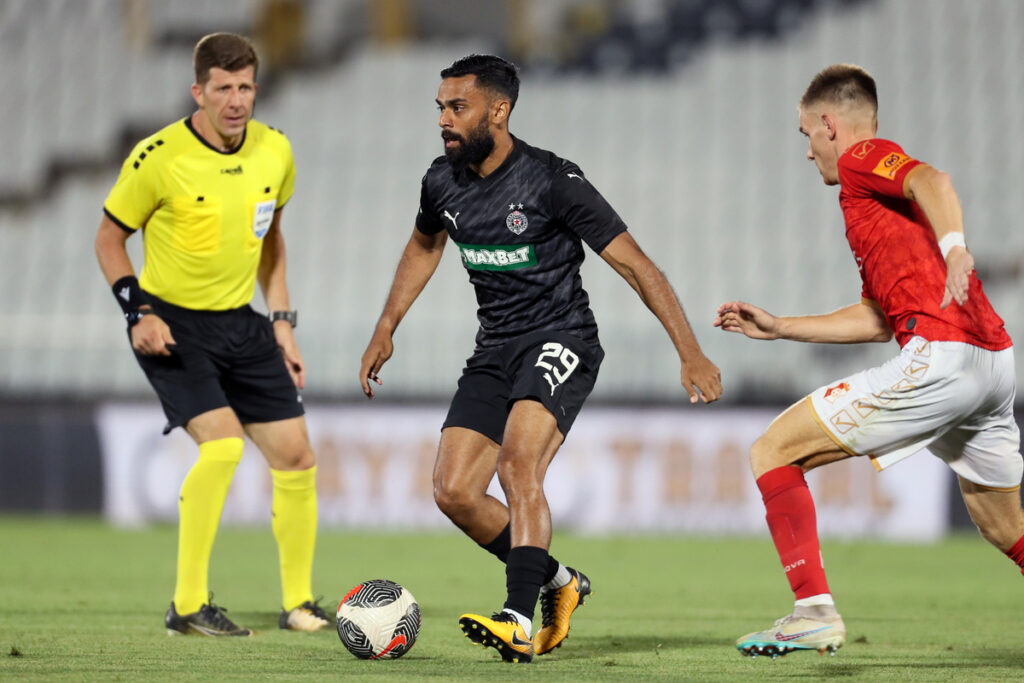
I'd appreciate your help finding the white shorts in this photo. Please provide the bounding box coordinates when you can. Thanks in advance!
[808,336,1022,489]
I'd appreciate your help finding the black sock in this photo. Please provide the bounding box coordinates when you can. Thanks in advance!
[504,546,549,620]
[479,524,512,563]
[542,552,560,584]
[481,525,560,582]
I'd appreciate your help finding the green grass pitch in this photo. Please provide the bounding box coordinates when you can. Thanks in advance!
[1,516,1022,681]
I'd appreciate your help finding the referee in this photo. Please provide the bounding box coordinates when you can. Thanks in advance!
[360,54,722,662]
[95,33,329,636]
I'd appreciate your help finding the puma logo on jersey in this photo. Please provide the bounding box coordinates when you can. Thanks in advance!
[566,173,584,181]
[443,210,460,229]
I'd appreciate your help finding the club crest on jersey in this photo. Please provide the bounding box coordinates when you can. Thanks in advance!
[823,381,851,403]
[506,210,528,235]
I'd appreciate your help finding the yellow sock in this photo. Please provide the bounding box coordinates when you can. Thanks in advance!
[271,466,318,611]
[173,437,243,615]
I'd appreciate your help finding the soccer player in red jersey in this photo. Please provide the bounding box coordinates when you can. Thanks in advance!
[715,63,1024,658]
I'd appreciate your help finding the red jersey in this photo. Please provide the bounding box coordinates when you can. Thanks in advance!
[837,138,1011,351]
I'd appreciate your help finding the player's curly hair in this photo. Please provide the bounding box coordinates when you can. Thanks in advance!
[441,54,520,111]
[193,33,259,85]
[801,63,877,113]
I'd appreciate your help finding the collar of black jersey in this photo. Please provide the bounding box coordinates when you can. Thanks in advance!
[184,116,248,155]
[451,135,523,186]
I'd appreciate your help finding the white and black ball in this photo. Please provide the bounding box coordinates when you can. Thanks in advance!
[336,579,420,659]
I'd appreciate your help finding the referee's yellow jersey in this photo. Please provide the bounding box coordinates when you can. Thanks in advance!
[104,117,296,310]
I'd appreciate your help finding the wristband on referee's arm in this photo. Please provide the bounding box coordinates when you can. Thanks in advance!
[111,275,151,326]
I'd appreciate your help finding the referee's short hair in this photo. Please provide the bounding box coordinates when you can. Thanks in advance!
[441,54,520,111]
[194,33,259,85]
[801,63,877,114]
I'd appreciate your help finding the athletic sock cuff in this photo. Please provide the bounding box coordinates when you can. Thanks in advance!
[756,465,807,501]
[198,437,244,463]
[1005,533,1024,572]
[507,545,550,565]
[270,466,317,490]
[480,524,512,563]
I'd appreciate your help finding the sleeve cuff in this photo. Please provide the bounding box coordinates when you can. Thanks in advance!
[103,207,138,233]
[590,222,628,254]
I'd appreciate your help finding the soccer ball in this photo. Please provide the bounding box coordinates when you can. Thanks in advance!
[336,579,421,659]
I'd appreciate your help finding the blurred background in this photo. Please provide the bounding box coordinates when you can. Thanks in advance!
[1,0,1021,537]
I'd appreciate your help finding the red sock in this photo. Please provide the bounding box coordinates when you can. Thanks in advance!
[1005,534,1024,575]
[757,465,830,600]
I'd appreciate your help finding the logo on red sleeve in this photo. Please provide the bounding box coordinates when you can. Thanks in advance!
[850,141,874,159]
[872,152,912,180]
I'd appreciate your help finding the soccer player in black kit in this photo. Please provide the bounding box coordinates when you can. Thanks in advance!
[360,54,722,663]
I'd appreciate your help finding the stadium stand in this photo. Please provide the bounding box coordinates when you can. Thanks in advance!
[0,0,1021,402]
[0,0,183,200]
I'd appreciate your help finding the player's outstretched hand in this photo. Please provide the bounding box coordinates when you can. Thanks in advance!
[941,246,974,309]
[360,329,394,399]
[714,301,779,340]
[680,353,722,404]
[130,314,176,356]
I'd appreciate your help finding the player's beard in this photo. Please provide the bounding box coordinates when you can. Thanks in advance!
[442,116,494,173]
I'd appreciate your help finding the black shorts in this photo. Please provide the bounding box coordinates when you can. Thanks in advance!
[132,296,304,434]
[442,330,604,444]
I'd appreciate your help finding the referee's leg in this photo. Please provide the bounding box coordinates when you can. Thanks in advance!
[175,407,246,616]
[245,416,321,621]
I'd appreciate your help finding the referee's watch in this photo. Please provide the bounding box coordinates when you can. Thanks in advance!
[126,308,151,327]
[269,310,298,328]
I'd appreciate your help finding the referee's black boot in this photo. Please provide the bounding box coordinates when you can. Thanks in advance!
[165,595,252,636]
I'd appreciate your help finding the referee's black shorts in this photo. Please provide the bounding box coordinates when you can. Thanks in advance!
[442,330,604,445]
[132,295,304,434]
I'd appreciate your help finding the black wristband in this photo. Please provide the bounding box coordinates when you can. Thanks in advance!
[111,275,149,315]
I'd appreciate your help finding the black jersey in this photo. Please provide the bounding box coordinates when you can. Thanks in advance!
[416,137,627,349]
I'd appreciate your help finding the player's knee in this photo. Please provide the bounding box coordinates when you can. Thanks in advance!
[432,479,477,519]
[496,452,540,497]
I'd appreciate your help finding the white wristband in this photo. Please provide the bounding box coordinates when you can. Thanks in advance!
[938,232,966,259]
